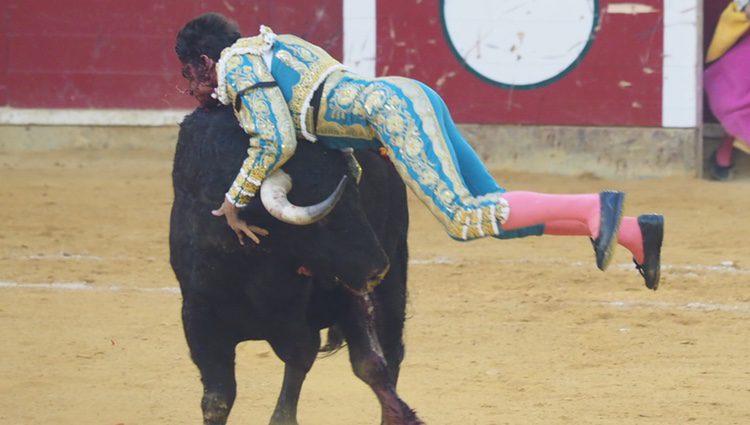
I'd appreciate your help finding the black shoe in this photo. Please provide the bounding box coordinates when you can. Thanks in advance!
[708,150,732,181]
[590,191,625,271]
[634,214,663,290]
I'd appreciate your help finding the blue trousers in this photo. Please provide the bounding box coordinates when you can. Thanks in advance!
[315,72,544,240]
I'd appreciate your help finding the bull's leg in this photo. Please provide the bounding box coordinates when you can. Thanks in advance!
[373,240,408,386]
[341,294,424,425]
[267,324,321,425]
[268,364,307,425]
[182,299,238,425]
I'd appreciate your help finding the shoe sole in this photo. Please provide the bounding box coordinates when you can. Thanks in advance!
[597,191,625,271]
[638,214,664,290]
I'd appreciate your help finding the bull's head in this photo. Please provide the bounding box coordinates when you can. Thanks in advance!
[252,145,391,295]
[175,105,393,295]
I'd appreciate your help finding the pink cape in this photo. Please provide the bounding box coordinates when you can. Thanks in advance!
[705,34,750,145]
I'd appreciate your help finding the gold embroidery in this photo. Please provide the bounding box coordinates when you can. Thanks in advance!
[318,74,502,239]
[230,35,270,52]
[224,35,502,236]
[362,80,466,231]
[316,72,377,140]
[224,53,296,205]
[275,50,308,74]
[273,35,342,135]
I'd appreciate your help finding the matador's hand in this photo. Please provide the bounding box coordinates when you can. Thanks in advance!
[212,198,269,245]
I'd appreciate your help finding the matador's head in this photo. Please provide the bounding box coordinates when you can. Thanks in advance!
[175,13,241,108]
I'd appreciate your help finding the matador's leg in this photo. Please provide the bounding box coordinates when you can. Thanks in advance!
[318,73,625,269]
[415,81,545,240]
[360,77,507,240]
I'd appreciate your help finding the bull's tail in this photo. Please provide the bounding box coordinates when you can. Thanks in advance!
[319,325,346,357]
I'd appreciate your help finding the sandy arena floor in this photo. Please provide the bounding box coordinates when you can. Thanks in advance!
[1,145,749,425]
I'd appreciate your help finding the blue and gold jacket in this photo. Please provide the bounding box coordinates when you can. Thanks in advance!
[214,26,346,207]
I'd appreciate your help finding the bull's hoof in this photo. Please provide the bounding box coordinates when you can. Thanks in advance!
[382,406,425,425]
[202,392,231,425]
[269,418,298,425]
[269,410,299,425]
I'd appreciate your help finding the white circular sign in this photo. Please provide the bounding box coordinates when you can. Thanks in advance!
[442,0,598,88]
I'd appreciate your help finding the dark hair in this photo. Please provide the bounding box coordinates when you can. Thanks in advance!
[175,13,241,68]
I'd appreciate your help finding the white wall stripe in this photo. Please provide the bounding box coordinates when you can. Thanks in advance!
[662,0,700,128]
[343,0,377,78]
[606,3,659,15]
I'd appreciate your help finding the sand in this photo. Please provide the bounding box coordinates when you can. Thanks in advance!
[1,145,749,425]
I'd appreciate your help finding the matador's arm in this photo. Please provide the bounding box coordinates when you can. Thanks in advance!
[219,51,297,207]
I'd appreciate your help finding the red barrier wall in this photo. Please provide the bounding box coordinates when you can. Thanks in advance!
[377,0,664,126]
[1,0,342,109]
[0,1,710,128]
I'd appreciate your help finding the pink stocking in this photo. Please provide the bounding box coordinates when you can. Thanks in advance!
[544,217,644,263]
[716,135,734,167]
[501,191,602,237]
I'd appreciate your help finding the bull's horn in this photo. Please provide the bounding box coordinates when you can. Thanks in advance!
[260,170,348,225]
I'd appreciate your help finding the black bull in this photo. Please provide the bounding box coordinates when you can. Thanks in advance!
[170,106,424,425]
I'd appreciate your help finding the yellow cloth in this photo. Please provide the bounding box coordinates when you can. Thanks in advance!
[734,138,750,155]
[706,2,750,63]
